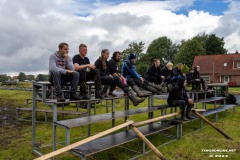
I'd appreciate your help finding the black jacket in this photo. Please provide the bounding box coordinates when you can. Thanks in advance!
[167,78,189,104]
[161,66,172,80]
[171,67,183,78]
[145,65,162,81]
[193,67,200,79]
[108,58,120,75]
[94,58,110,77]
[186,72,194,82]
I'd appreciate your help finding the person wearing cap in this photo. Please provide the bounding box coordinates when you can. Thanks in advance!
[171,63,184,83]
[49,42,81,102]
[145,59,165,85]
[73,44,103,99]
[193,66,207,91]
[107,51,145,106]
[167,77,194,121]
[121,53,163,95]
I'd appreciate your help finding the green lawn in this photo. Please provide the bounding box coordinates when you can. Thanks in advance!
[0,86,239,160]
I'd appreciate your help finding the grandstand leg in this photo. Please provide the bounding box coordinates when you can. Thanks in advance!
[87,101,91,137]
[142,141,146,154]
[66,128,70,146]
[106,100,108,113]
[52,104,57,160]
[112,99,115,127]
[176,125,180,139]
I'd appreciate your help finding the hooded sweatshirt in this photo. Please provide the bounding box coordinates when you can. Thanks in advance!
[121,59,141,79]
[167,77,189,104]
[49,51,74,75]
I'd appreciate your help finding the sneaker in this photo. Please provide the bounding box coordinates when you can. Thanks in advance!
[56,94,66,102]
[102,92,109,98]
[81,93,91,100]
[109,92,117,97]
[70,93,81,100]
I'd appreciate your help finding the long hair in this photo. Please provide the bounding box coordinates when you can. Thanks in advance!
[100,49,109,70]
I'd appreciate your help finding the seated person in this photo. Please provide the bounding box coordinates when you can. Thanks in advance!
[145,59,165,84]
[193,66,207,91]
[167,77,194,121]
[171,63,184,83]
[121,54,162,95]
[49,42,81,102]
[108,51,145,106]
[186,68,196,91]
[73,44,103,99]
[161,62,173,84]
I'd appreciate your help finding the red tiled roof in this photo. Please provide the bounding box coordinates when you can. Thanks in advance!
[192,53,240,76]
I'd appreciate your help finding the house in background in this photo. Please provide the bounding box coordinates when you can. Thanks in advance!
[192,53,240,84]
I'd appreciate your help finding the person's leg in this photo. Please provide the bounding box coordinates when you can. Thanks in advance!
[109,76,118,97]
[78,69,91,99]
[50,71,65,102]
[114,76,145,105]
[185,100,194,119]
[142,80,161,94]
[170,100,188,121]
[101,76,114,98]
[87,69,103,99]
[68,72,81,100]
[127,78,149,97]
[201,78,207,91]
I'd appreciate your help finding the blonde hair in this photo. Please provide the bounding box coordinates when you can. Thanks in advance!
[166,62,173,67]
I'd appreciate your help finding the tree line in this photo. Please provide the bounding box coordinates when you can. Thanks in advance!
[0,73,49,82]
[121,33,227,76]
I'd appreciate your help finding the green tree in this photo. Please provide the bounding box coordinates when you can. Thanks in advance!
[122,41,145,61]
[26,75,35,81]
[0,74,9,82]
[182,64,189,74]
[205,34,227,54]
[18,72,26,81]
[144,36,178,64]
[36,74,48,81]
[175,39,205,67]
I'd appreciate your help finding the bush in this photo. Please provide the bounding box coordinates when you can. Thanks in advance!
[227,81,237,87]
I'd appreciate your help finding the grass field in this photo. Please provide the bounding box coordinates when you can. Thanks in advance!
[0,84,239,160]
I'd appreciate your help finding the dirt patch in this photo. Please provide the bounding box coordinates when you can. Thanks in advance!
[0,106,17,127]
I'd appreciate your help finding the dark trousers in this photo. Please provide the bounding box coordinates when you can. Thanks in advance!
[49,71,79,94]
[109,76,129,92]
[196,78,205,90]
[148,76,162,84]
[127,77,145,88]
[168,100,193,112]
[78,69,102,94]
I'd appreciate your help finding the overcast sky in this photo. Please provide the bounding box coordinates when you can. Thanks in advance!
[0,0,240,76]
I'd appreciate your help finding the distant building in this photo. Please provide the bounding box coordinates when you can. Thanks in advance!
[192,53,240,84]
[11,76,19,82]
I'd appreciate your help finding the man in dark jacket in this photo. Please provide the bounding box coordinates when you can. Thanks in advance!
[186,68,196,91]
[122,54,163,95]
[161,62,173,84]
[171,63,184,83]
[167,77,194,121]
[193,66,207,91]
[145,59,165,84]
[73,44,103,99]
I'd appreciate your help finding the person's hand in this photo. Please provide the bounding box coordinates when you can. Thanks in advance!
[188,98,193,104]
[66,70,74,74]
[88,64,96,69]
[140,77,144,82]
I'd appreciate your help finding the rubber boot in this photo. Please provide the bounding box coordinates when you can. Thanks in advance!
[56,92,66,102]
[102,85,110,98]
[186,105,194,119]
[95,89,103,99]
[131,85,149,97]
[144,85,160,95]
[125,89,145,106]
[180,106,188,121]
[80,82,91,100]
[146,82,164,91]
